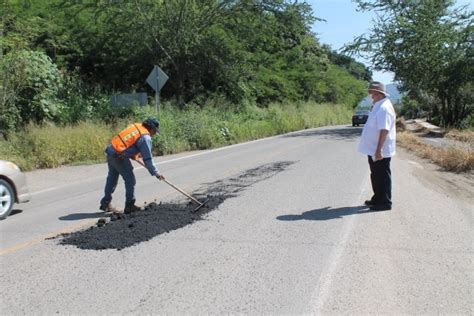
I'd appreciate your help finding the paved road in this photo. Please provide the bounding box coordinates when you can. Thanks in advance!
[0,125,472,314]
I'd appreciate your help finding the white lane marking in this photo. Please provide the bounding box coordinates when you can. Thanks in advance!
[312,176,370,314]
[28,127,319,196]
[30,187,59,196]
[29,138,272,196]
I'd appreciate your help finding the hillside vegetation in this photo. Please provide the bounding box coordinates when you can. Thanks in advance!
[0,1,368,170]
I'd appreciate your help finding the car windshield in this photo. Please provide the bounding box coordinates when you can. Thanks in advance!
[355,110,370,115]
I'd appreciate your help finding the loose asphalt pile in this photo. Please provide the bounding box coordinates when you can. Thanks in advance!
[57,161,295,250]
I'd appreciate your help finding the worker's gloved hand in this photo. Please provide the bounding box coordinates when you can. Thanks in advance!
[155,172,165,180]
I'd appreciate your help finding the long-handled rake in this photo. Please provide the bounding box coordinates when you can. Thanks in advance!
[162,178,208,212]
[136,160,208,212]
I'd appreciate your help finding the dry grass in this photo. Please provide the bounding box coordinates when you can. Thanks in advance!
[0,102,352,171]
[446,129,474,144]
[396,117,406,132]
[397,132,474,172]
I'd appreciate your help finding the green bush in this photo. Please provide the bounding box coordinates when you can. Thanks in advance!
[55,73,111,124]
[3,50,63,127]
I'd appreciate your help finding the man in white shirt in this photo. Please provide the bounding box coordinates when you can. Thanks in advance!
[358,82,396,211]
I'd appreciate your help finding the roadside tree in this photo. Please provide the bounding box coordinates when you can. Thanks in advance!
[345,0,473,127]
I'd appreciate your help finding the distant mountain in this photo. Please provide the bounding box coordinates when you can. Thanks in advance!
[386,84,402,102]
[358,83,403,109]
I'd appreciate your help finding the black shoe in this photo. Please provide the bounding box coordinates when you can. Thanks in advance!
[99,203,117,212]
[369,204,392,211]
[364,200,375,206]
[124,204,142,214]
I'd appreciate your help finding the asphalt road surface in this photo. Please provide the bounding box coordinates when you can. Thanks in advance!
[1,125,472,314]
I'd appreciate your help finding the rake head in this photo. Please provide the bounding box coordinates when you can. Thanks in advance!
[192,199,209,212]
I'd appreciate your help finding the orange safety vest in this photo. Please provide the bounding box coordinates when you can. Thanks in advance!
[111,123,149,154]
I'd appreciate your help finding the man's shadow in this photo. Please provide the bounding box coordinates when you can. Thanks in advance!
[59,212,106,221]
[277,205,388,221]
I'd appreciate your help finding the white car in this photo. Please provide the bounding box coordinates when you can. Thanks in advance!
[0,160,31,219]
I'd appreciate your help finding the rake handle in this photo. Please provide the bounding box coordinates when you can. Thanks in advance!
[162,179,203,206]
[134,158,203,206]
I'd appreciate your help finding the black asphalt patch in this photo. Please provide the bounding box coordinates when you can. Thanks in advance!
[56,161,295,250]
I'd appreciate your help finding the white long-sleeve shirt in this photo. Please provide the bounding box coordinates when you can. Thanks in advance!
[358,97,396,158]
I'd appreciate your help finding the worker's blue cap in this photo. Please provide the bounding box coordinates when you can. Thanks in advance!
[143,117,160,133]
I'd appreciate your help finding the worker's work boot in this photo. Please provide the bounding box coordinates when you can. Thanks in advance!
[124,200,142,214]
[99,203,118,212]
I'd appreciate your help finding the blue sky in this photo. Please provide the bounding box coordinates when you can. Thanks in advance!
[307,0,473,84]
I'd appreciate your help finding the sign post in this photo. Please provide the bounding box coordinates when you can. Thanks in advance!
[146,65,169,112]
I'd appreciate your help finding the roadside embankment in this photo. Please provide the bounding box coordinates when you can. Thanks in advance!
[397,118,473,173]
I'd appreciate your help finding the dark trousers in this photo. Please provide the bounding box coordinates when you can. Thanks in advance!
[368,156,392,206]
[100,154,136,207]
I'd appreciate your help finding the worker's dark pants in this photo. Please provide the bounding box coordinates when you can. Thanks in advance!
[100,154,136,207]
[368,156,392,206]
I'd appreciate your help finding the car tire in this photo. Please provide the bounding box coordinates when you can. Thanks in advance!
[352,123,355,127]
[0,179,14,219]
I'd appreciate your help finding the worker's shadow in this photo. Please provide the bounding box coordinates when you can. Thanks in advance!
[277,205,387,221]
[59,212,105,221]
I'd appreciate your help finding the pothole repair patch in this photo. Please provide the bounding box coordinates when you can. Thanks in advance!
[56,161,295,250]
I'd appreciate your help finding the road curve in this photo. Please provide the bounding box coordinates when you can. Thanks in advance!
[0,125,472,314]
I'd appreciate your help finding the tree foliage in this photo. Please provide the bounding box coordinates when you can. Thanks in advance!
[1,0,370,134]
[345,0,473,127]
[1,50,63,130]
[325,46,372,82]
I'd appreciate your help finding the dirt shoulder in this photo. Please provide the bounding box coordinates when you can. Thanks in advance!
[402,119,473,150]
[397,118,473,203]
[398,119,473,173]
[397,148,474,206]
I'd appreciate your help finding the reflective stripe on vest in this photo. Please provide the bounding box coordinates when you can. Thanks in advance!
[111,123,150,154]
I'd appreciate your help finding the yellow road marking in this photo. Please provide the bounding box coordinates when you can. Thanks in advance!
[0,219,98,256]
[0,192,176,256]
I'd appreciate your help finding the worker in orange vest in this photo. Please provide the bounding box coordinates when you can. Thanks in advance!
[99,117,165,214]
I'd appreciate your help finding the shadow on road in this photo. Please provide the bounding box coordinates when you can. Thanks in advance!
[59,212,105,221]
[277,205,389,221]
[9,209,23,217]
[0,209,23,220]
[285,126,362,141]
